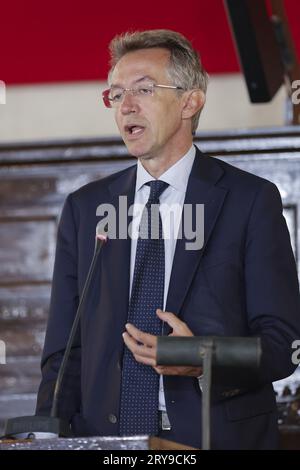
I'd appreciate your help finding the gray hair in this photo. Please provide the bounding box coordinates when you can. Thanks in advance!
[108,29,209,134]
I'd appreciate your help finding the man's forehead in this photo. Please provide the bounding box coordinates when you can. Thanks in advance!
[110,48,170,85]
[110,75,156,89]
[117,47,170,63]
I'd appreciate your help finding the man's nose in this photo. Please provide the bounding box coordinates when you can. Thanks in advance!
[120,91,139,114]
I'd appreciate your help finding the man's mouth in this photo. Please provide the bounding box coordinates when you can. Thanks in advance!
[124,124,145,137]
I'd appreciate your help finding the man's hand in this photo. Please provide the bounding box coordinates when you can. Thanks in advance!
[122,309,202,377]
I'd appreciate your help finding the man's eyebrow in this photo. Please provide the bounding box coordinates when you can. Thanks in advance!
[110,76,156,88]
[135,75,156,83]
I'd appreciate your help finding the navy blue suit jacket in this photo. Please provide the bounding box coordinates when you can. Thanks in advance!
[36,147,300,449]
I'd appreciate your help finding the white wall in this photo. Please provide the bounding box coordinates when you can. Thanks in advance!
[0,74,288,143]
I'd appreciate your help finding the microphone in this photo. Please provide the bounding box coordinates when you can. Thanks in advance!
[2,224,108,439]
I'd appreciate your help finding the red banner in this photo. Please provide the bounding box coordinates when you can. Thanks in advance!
[1,0,299,84]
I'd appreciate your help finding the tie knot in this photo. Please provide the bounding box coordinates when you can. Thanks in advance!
[146,180,169,205]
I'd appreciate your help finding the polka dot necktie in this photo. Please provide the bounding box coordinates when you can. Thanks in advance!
[119,180,169,436]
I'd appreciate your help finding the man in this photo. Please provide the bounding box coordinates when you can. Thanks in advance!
[36,29,300,449]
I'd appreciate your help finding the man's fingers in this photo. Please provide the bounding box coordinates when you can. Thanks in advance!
[156,309,193,335]
[135,354,156,367]
[153,365,202,376]
[156,309,180,327]
[123,332,156,359]
[123,316,194,371]
[154,365,179,375]
[126,323,157,348]
[153,365,164,374]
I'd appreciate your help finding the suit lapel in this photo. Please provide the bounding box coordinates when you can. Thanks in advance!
[103,165,137,334]
[166,148,228,316]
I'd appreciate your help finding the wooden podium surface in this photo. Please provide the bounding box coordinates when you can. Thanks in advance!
[0,435,196,451]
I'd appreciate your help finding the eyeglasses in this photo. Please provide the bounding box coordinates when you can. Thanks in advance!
[102,83,184,108]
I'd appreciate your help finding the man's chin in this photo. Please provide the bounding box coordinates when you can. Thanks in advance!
[124,142,150,159]
[138,154,153,161]
[128,151,153,161]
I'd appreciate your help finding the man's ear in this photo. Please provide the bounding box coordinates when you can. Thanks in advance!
[181,90,205,120]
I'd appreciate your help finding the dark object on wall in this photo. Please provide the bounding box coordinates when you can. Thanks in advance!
[224,0,284,102]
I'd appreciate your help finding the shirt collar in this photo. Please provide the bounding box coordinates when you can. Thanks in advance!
[135,145,196,194]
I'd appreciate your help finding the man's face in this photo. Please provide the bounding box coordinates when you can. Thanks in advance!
[110,48,188,161]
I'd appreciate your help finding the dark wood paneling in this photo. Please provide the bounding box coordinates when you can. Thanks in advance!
[0,284,51,321]
[0,218,56,283]
[0,320,45,358]
[1,356,41,394]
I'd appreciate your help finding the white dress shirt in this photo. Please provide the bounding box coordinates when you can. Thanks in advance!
[129,145,196,411]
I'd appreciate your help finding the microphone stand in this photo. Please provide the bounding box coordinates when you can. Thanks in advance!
[3,228,108,439]
[51,233,106,419]
[201,339,213,450]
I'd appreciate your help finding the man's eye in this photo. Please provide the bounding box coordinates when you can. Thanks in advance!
[138,87,152,95]
[111,91,123,101]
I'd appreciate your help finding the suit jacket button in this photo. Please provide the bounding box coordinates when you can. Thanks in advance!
[108,414,118,424]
